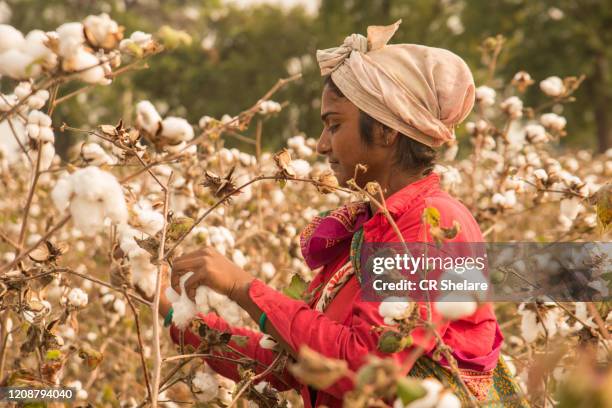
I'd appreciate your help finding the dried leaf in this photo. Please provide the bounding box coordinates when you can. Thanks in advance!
[201,168,240,200]
[590,183,611,232]
[314,170,339,194]
[99,124,118,136]
[167,217,195,241]
[289,345,348,390]
[78,345,103,370]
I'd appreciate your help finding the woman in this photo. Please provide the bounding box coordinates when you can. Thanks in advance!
[158,21,527,407]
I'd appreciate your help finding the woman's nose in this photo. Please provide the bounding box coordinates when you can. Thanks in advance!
[316,129,331,156]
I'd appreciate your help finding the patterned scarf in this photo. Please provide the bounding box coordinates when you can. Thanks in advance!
[300,202,370,311]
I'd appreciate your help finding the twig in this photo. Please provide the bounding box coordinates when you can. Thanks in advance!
[123,287,153,401]
[151,171,173,408]
[228,352,284,408]
[164,175,352,259]
[17,140,43,252]
[0,229,19,250]
[9,267,150,307]
[119,74,302,184]
[0,214,71,275]
[586,302,610,340]
[6,116,33,166]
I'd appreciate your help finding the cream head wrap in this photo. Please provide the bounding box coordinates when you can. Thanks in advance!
[316,20,475,147]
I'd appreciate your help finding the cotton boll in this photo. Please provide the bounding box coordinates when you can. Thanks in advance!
[83,13,121,49]
[51,177,73,211]
[258,100,282,114]
[525,124,548,144]
[81,142,114,165]
[0,49,38,79]
[198,115,214,129]
[434,392,461,408]
[192,371,219,402]
[194,286,211,314]
[67,287,88,308]
[500,96,523,119]
[160,117,194,143]
[288,159,311,178]
[434,295,477,320]
[540,113,567,131]
[218,301,242,326]
[133,201,164,235]
[27,90,50,110]
[0,24,24,52]
[131,258,157,298]
[232,249,248,269]
[171,272,197,329]
[540,76,565,97]
[287,135,305,149]
[56,22,84,58]
[559,197,582,221]
[259,334,278,350]
[261,262,276,279]
[22,30,57,69]
[165,285,180,304]
[534,169,548,182]
[219,147,234,165]
[41,142,55,170]
[0,93,17,111]
[71,49,109,84]
[475,86,495,107]
[70,195,106,234]
[378,298,412,324]
[518,305,539,343]
[26,110,54,142]
[206,289,227,310]
[136,101,162,135]
[65,167,128,227]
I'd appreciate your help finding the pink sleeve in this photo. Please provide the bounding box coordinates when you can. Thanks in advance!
[169,312,298,391]
[249,279,447,398]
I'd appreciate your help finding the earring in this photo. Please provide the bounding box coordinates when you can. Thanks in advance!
[385,136,390,145]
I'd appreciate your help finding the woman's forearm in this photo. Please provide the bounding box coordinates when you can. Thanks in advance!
[230,278,299,359]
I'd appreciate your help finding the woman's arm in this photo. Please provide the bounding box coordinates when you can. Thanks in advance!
[157,263,297,390]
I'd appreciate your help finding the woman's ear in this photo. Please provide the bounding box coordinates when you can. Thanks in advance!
[383,127,399,146]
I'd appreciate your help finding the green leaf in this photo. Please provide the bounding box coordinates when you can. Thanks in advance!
[283,274,309,300]
[396,377,427,405]
[45,349,62,361]
[157,25,192,49]
[278,179,287,189]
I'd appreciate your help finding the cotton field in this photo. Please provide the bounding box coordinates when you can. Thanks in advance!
[0,13,610,408]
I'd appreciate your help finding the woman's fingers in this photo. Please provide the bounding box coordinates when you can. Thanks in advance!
[184,273,201,301]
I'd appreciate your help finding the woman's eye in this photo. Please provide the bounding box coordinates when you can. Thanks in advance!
[329,124,340,133]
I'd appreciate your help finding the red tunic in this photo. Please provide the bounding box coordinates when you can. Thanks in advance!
[169,173,502,407]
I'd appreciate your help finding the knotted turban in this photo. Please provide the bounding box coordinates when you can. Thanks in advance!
[316,20,475,147]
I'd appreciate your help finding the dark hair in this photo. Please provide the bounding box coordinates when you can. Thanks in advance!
[324,76,436,173]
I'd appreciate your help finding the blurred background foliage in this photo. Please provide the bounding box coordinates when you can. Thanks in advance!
[4,0,612,155]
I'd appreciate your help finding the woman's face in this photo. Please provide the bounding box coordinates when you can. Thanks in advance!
[316,84,388,186]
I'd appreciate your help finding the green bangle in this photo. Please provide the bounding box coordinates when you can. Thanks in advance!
[164,307,174,328]
[258,312,267,333]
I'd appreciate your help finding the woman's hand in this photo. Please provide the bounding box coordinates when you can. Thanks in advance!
[170,246,254,302]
